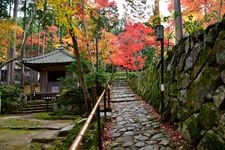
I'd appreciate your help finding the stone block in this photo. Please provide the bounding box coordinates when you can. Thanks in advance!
[58,124,75,137]
[213,85,225,109]
[198,103,219,130]
[197,130,225,150]
[181,115,202,145]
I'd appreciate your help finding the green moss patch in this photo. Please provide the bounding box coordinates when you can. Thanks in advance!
[186,67,220,112]
[198,103,219,130]
[0,118,39,128]
[34,112,80,120]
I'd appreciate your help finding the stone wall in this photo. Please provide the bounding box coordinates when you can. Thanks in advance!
[130,18,225,149]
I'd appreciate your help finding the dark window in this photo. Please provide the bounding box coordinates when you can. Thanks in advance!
[48,71,65,82]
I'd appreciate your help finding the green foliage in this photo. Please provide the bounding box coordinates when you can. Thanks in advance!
[105,64,116,73]
[142,46,155,67]
[183,14,217,34]
[111,71,127,80]
[57,87,85,115]
[0,85,23,113]
[67,60,92,74]
[183,15,204,34]
[66,58,109,88]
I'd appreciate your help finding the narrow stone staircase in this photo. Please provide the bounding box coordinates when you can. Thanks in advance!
[21,100,55,113]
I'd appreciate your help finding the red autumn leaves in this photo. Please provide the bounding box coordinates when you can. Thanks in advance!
[110,22,155,70]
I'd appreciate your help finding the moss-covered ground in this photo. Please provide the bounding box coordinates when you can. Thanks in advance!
[0,113,77,150]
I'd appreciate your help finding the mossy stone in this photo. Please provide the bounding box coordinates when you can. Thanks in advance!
[177,73,191,89]
[186,67,220,112]
[169,82,178,97]
[177,108,190,121]
[181,115,202,145]
[198,103,219,130]
[214,113,225,140]
[170,98,180,121]
[216,40,225,65]
[197,130,225,150]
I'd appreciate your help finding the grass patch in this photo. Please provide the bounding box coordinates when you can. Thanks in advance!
[34,112,80,120]
[0,118,39,128]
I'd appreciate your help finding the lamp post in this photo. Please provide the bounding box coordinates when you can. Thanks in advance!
[155,25,165,120]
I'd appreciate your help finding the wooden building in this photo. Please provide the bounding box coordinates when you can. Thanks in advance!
[23,47,75,95]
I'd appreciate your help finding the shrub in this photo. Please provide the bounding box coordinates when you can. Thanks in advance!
[0,85,23,113]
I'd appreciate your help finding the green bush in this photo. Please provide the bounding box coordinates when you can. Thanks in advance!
[0,85,22,113]
[56,87,86,115]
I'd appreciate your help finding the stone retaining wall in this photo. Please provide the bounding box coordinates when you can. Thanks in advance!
[130,18,225,149]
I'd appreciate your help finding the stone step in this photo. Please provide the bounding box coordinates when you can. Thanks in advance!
[22,104,54,108]
[111,91,132,94]
[22,106,53,111]
[24,103,55,107]
[112,94,135,99]
[31,130,59,143]
[21,109,52,113]
[112,97,137,101]
[110,100,137,103]
[25,100,56,105]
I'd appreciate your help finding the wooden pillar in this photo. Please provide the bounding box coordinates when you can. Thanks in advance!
[40,69,47,93]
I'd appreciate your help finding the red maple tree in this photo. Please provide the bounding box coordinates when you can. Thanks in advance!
[111,22,154,70]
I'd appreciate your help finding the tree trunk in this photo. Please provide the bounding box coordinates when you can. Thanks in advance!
[42,30,46,54]
[7,0,18,85]
[37,24,41,55]
[69,29,91,112]
[82,2,94,70]
[174,0,183,43]
[218,0,223,21]
[154,0,160,16]
[21,0,27,87]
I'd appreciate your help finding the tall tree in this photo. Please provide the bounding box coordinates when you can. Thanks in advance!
[111,22,154,70]
[21,0,27,87]
[153,0,159,16]
[174,0,183,42]
[7,0,19,85]
[37,0,91,111]
[218,0,223,21]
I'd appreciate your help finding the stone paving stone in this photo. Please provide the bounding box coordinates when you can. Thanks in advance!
[122,141,134,147]
[106,81,178,149]
[135,142,145,147]
[112,132,121,138]
[123,131,134,136]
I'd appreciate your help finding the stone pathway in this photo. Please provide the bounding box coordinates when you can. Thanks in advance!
[107,81,179,150]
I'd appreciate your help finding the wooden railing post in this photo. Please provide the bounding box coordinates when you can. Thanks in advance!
[104,92,106,117]
[97,105,102,150]
[107,86,111,110]
[69,90,106,150]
